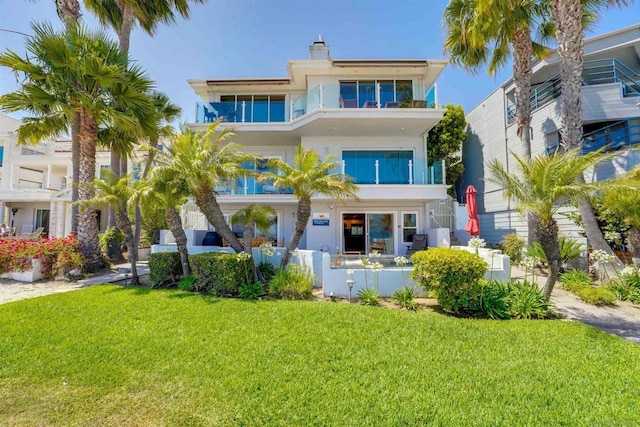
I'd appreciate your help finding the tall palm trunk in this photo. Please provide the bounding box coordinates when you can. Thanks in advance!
[134,138,159,250]
[166,206,190,276]
[281,198,311,268]
[537,218,561,301]
[551,0,623,267]
[513,26,536,245]
[77,110,104,271]
[194,189,243,252]
[115,208,138,285]
[71,112,80,232]
[242,224,254,255]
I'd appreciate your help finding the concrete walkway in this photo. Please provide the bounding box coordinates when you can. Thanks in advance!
[0,261,149,306]
[512,266,640,344]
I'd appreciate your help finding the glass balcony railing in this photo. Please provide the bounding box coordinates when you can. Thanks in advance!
[214,177,294,196]
[195,82,437,124]
[339,157,446,185]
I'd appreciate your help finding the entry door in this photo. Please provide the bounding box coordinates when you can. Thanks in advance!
[367,213,394,255]
[35,209,50,237]
[342,213,394,255]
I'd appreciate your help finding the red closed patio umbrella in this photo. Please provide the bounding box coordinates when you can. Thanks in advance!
[464,185,480,236]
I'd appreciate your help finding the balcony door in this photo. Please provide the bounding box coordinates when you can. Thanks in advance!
[342,213,394,255]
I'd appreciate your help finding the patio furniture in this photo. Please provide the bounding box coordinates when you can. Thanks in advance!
[384,101,400,108]
[339,96,357,108]
[405,234,428,257]
[362,100,378,108]
[370,239,386,253]
[411,100,427,108]
[28,227,45,239]
[20,224,34,237]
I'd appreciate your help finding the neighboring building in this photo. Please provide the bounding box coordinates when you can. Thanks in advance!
[0,113,111,238]
[461,24,640,245]
[185,38,450,255]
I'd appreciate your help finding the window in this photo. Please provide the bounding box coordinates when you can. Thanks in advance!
[339,80,413,108]
[545,131,562,154]
[219,95,286,123]
[401,212,417,244]
[0,146,4,167]
[342,150,413,184]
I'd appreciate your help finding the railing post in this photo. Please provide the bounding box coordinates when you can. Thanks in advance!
[408,160,413,185]
[375,160,379,185]
[243,176,248,195]
[441,159,446,185]
[430,164,434,185]
[319,84,324,109]
[376,82,381,108]
[289,99,294,121]
[341,160,346,178]
[241,101,246,123]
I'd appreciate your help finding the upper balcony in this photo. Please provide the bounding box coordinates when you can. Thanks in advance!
[193,82,443,140]
[507,58,640,125]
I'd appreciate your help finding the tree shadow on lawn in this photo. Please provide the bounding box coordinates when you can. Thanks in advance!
[102,285,222,305]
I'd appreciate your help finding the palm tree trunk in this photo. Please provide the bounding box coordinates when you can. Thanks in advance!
[166,207,190,276]
[107,149,124,262]
[71,112,80,233]
[551,0,623,267]
[55,0,81,24]
[281,198,311,268]
[194,189,244,252]
[626,227,640,268]
[115,208,138,285]
[77,110,104,272]
[117,3,134,54]
[242,224,254,255]
[537,217,561,301]
[134,139,158,254]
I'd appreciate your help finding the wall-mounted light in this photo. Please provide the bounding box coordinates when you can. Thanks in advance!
[329,202,334,210]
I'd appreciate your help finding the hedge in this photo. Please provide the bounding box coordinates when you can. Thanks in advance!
[189,252,253,296]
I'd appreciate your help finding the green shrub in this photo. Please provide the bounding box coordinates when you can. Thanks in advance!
[611,267,640,304]
[501,233,525,266]
[148,252,182,288]
[257,261,276,282]
[99,226,124,253]
[238,281,266,299]
[269,264,313,300]
[410,247,487,313]
[575,286,617,306]
[479,280,510,319]
[505,280,549,319]
[189,252,253,296]
[525,237,584,268]
[358,287,380,306]
[560,269,594,292]
[392,286,418,311]
[178,275,198,292]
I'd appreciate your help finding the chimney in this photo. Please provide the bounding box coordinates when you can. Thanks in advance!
[309,34,330,60]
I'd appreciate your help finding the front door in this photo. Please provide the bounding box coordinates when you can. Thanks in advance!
[342,213,394,255]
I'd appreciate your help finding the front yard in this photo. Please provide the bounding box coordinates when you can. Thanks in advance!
[1,286,639,426]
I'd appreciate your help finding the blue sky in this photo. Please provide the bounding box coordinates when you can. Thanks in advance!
[0,0,638,122]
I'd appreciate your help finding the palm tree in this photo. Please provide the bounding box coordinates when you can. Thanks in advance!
[232,204,277,255]
[140,167,192,276]
[133,91,181,251]
[0,24,154,270]
[489,149,616,300]
[83,170,140,283]
[151,121,249,253]
[444,0,552,160]
[549,0,632,266]
[444,0,552,244]
[603,167,640,266]
[261,145,359,268]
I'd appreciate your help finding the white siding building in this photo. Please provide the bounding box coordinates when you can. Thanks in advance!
[462,24,640,245]
[185,38,451,255]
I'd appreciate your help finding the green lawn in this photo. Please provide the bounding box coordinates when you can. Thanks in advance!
[1,286,639,426]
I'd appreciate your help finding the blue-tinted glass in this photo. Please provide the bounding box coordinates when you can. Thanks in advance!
[379,81,394,107]
[343,150,412,184]
[425,85,436,107]
[359,81,376,107]
[396,80,413,105]
[0,146,3,167]
[253,96,269,123]
[270,98,285,122]
[340,82,357,106]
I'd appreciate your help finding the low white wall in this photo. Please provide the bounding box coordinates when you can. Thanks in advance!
[321,252,420,298]
[427,228,451,248]
[450,246,511,282]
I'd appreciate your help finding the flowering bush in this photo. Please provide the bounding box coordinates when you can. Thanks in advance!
[0,235,84,279]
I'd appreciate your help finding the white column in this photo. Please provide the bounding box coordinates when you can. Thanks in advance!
[319,84,324,109]
[241,101,246,123]
[375,160,380,185]
[341,160,346,176]
[46,164,52,189]
[441,159,447,185]
[376,82,381,108]
[243,176,248,195]
[289,99,294,121]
